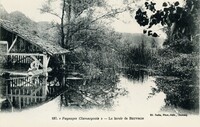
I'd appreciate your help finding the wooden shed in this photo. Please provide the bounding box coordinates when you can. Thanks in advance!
[0,19,70,110]
[0,19,69,75]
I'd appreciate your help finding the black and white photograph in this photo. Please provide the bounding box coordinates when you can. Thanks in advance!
[0,0,199,127]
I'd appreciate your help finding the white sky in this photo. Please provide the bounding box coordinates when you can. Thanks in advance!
[0,0,184,34]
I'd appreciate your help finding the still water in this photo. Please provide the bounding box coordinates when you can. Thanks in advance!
[1,66,198,115]
[1,68,199,127]
[0,71,166,115]
[39,75,166,112]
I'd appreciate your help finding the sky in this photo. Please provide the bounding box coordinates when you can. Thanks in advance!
[0,0,184,35]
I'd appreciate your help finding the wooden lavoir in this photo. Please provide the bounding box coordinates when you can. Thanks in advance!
[0,19,71,111]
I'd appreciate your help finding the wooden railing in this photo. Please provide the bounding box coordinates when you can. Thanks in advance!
[4,75,70,110]
[7,94,45,109]
[7,55,43,64]
[6,76,46,109]
[4,74,82,110]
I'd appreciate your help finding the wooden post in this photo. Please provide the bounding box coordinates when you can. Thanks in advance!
[61,54,66,86]
[23,97,26,107]
[11,97,14,112]
[35,93,37,103]
[31,90,33,104]
[43,54,48,76]
[27,97,29,105]
[19,90,21,110]
[61,54,66,65]
[6,85,8,97]
[8,35,18,53]
[4,73,10,94]
[22,89,25,96]
[42,52,49,98]
[10,81,13,103]
[15,89,17,95]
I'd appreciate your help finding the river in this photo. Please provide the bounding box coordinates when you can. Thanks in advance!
[29,75,166,114]
[1,68,199,127]
[0,67,198,115]
[0,74,199,127]
[0,72,166,115]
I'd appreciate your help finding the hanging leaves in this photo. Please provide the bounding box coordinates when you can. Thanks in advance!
[134,1,196,38]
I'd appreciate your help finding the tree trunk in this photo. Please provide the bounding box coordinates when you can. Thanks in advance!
[65,0,73,49]
[61,0,66,48]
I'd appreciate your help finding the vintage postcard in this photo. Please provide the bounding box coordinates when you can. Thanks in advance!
[0,0,199,127]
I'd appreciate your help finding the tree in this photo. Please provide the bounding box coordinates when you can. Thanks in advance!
[40,0,128,50]
[134,0,200,53]
[134,0,200,110]
[40,0,135,76]
[40,1,130,107]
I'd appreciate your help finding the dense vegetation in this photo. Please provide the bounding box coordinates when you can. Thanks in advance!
[135,0,199,110]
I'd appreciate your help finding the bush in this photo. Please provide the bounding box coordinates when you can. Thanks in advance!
[153,49,199,110]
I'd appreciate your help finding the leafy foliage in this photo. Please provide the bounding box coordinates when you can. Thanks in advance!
[39,0,131,107]
[155,77,199,109]
[134,0,199,110]
[135,0,199,40]
[149,49,199,110]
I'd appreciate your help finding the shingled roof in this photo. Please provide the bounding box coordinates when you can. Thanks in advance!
[0,19,69,55]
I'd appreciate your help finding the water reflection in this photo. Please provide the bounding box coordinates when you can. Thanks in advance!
[114,75,166,114]
[59,68,125,109]
[2,65,188,114]
[154,77,199,113]
[58,68,162,111]
[122,67,199,114]
[0,68,123,111]
[0,65,170,115]
[122,68,149,83]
